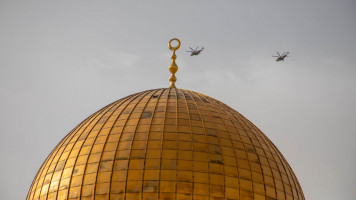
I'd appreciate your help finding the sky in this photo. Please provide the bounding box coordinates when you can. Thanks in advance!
[0,0,355,199]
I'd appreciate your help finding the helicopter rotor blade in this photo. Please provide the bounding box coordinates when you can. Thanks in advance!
[277,52,280,56]
[189,47,194,51]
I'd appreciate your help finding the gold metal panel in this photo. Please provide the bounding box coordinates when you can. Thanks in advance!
[177,182,192,194]
[69,186,81,198]
[210,185,224,197]
[71,175,83,187]
[144,170,160,180]
[82,184,94,197]
[83,173,96,185]
[225,176,238,188]
[161,170,176,181]
[225,187,239,200]
[97,171,111,183]
[127,170,143,181]
[127,181,142,193]
[57,189,68,200]
[96,182,110,195]
[143,181,158,192]
[160,181,175,193]
[59,178,70,190]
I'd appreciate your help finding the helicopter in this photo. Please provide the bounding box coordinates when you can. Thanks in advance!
[273,51,289,62]
[187,47,204,56]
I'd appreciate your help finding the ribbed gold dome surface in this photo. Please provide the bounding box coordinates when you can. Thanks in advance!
[27,88,304,200]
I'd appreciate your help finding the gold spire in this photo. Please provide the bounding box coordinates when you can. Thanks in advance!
[168,38,180,88]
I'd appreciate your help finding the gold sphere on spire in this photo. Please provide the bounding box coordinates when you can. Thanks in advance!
[168,38,180,88]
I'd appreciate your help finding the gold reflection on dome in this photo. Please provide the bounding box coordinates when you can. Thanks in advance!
[26,88,304,200]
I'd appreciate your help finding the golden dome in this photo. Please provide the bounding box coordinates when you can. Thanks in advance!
[26,88,304,200]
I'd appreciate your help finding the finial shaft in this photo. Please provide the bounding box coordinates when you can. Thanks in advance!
[168,38,180,88]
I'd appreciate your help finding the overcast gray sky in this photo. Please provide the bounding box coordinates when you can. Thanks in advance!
[0,1,355,199]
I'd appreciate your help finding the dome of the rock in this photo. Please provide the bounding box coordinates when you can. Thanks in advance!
[26,88,304,200]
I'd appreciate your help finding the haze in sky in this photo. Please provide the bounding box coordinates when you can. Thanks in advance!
[0,1,355,199]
